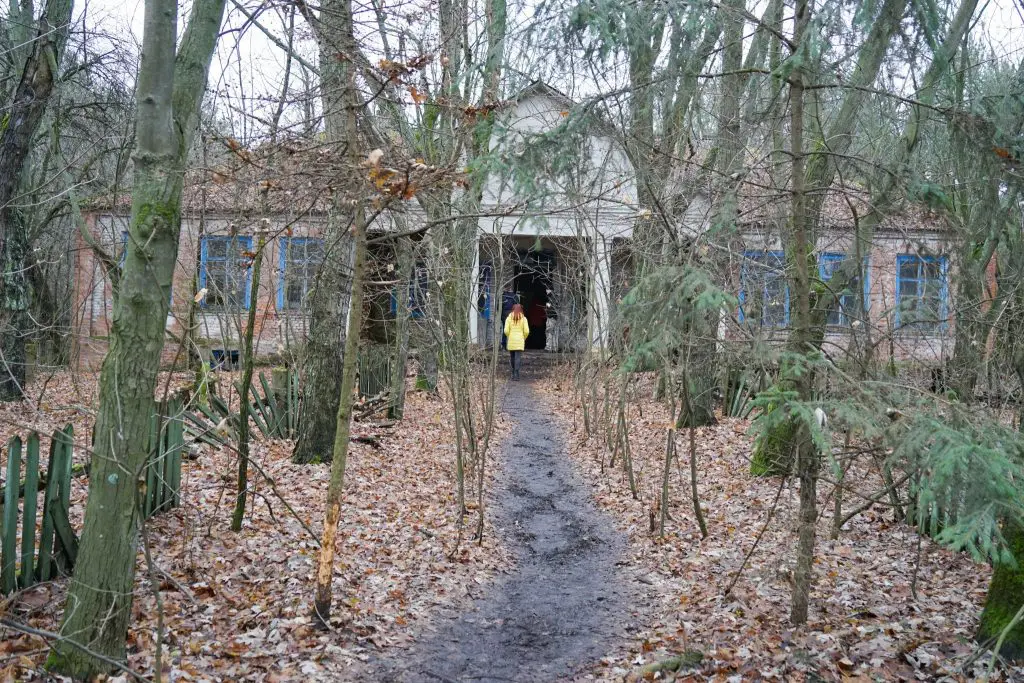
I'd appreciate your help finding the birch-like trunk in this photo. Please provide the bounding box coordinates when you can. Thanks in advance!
[313,209,366,626]
[291,0,357,465]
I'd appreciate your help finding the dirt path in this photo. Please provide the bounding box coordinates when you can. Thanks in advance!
[376,369,633,682]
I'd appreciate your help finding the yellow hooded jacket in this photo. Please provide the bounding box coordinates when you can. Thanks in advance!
[504,314,530,351]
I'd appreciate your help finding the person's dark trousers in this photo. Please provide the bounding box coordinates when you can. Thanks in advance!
[509,350,522,380]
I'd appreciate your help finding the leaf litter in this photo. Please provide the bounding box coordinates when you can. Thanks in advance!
[534,371,1022,682]
[0,370,513,682]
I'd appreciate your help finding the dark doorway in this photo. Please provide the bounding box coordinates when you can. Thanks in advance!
[515,250,554,351]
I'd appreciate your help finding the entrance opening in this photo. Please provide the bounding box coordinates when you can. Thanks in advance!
[515,250,554,351]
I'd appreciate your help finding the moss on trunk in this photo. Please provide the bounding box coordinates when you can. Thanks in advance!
[750,416,796,476]
[977,518,1024,661]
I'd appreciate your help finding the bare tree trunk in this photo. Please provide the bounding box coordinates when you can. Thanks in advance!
[388,235,413,420]
[292,0,358,464]
[293,228,353,463]
[787,0,818,625]
[679,370,708,538]
[311,0,364,621]
[0,0,74,401]
[312,209,366,627]
[232,236,264,531]
[47,0,226,675]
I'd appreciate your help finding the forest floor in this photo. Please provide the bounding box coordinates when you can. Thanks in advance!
[534,369,1023,682]
[0,365,1021,682]
[0,369,513,681]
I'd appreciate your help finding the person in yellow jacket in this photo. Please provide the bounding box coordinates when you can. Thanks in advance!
[503,303,529,380]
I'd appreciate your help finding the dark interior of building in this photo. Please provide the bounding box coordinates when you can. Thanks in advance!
[507,250,554,351]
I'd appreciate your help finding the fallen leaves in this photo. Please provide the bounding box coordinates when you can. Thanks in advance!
[0,370,512,681]
[536,370,1020,682]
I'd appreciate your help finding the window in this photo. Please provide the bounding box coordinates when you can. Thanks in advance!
[278,237,323,310]
[200,236,252,309]
[120,231,173,305]
[819,253,868,327]
[895,254,948,332]
[390,263,428,318]
[739,251,789,327]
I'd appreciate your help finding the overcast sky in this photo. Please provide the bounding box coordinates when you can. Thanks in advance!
[71,0,1024,142]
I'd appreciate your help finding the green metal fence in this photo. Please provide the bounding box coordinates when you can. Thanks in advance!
[1,425,76,594]
[143,399,185,518]
[1,399,184,595]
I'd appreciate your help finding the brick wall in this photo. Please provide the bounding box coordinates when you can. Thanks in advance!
[71,212,328,369]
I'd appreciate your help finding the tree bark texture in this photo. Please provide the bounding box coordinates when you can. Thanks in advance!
[232,237,264,531]
[47,0,226,676]
[292,226,353,463]
[313,211,366,626]
[388,235,413,420]
[0,0,73,401]
[292,0,357,465]
[785,0,817,626]
[977,517,1024,660]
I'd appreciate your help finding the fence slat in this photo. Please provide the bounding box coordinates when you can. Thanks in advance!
[59,426,73,511]
[243,383,272,438]
[168,400,183,508]
[50,504,78,567]
[19,433,40,588]
[52,426,75,574]
[159,406,172,512]
[146,410,159,518]
[288,371,298,437]
[37,430,62,582]
[2,436,22,593]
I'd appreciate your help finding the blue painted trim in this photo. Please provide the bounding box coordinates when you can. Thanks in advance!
[894,254,948,330]
[200,235,253,309]
[277,237,322,310]
[739,250,789,327]
[391,263,428,319]
[277,238,287,310]
[818,252,871,326]
[242,235,253,309]
[480,263,493,320]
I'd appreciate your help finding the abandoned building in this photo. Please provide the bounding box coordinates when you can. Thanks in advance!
[71,82,972,370]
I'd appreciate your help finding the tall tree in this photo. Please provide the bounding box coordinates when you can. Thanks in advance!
[0,0,74,400]
[751,0,981,476]
[46,0,227,674]
[290,0,360,465]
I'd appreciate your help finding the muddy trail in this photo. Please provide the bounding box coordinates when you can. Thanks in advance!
[375,363,633,682]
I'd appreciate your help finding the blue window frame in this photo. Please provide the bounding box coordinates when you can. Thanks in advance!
[390,263,428,318]
[739,251,789,327]
[819,253,870,327]
[200,235,253,309]
[121,231,173,305]
[895,254,948,332]
[277,237,323,310]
